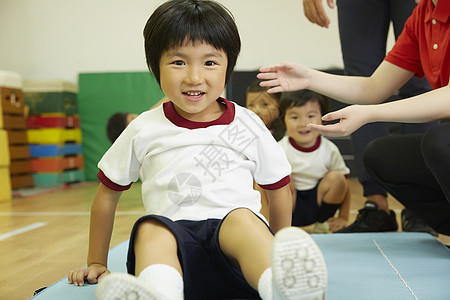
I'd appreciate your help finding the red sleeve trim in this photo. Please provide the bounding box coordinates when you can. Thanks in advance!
[259,175,290,191]
[97,170,132,191]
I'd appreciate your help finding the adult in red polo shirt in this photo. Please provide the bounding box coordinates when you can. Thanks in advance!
[258,0,450,234]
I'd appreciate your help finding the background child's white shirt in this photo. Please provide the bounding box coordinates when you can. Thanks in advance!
[278,135,350,191]
[98,101,291,222]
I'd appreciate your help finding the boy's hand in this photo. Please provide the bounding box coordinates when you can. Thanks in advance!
[327,217,347,232]
[258,62,311,94]
[68,263,110,286]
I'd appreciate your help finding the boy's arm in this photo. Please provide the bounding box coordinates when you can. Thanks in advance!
[266,184,292,233]
[68,183,122,286]
[258,61,413,105]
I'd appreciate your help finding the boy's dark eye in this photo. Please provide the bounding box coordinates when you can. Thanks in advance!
[205,61,216,66]
[173,60,184,66]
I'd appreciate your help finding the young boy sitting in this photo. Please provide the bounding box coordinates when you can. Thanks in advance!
[68,1,327,299]
[277,90,351,233]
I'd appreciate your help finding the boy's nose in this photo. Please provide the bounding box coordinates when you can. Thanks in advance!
[298,118,307,126]
[185,66,203,85]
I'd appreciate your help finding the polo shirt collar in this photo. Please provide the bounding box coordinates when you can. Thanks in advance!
[425,0,450,23]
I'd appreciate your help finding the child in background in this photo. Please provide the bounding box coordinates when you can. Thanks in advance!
[68,1,327,299]
[246,79,285,141]
[278,90,350,233]
[106,98,167,143]
[106,112,138,143]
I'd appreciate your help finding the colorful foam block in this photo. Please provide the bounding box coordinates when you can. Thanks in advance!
[1,87,25,115]
[29,144,82,157]
[27,128,82,144]
[10,173,34,189]
[9,145,31,160]
[32,169,85,186]
[27,115,80,129]
[0,130,9,166]
[6,129,28,145]
[10,159,33,175]
[0,167,12,201]
[23,79,78,115]
[3,114,26,129]
[31,155,84,172]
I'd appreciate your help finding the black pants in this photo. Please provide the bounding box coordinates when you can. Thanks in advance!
[337,0,437,197]
[364,123,450,235]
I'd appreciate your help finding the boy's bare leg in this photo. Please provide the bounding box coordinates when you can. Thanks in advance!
[219,208,327,299]
[96,219,183,300]
[133,219,182,276]
[316,171,349,232]
[317,170,347,206]
[219,208,273,289]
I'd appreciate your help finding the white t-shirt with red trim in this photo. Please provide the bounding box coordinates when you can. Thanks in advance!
[97,98,291,222]
[278,135,350,191]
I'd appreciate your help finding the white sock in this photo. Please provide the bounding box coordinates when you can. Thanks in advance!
[137,264,184,300]
[258,267,273,300]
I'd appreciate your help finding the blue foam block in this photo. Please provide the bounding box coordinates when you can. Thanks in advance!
[30,232,450,300]
[29,144,83,158]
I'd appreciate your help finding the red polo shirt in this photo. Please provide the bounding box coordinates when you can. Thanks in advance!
[385,0,450,89]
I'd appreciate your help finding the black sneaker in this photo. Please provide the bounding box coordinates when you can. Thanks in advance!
[336,201,398,233]
[401,208,438,236]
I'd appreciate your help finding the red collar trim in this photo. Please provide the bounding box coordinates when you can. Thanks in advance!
[163,97,235,129]
[289,136,321,152]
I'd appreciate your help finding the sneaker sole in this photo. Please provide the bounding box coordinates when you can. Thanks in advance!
[272,227,327,300]
[95,273,163,300]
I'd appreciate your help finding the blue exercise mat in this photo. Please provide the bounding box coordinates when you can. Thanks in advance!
[30,232,450,299]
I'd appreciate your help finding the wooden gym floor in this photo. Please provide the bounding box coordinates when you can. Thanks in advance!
[0,179,449,300]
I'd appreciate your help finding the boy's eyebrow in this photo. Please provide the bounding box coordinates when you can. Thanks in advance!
[165,49,225,59]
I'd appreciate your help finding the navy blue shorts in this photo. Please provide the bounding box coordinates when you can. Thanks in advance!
[126,210,268,299]
[292,184,320,227]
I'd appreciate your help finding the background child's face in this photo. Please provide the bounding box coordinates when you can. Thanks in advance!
[159,41,228,122]
[284,100,322,148]
[246,92,279,128]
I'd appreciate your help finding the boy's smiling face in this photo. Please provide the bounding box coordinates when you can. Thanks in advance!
[284,100,323,148]
[159,41,228,122]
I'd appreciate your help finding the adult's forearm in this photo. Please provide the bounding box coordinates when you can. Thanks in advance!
[308,61,412,105]
[369,85,450,123]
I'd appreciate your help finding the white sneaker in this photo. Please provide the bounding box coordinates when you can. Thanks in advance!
[95,272,164,300]
[313,222,330,234]
[271,227,327,300]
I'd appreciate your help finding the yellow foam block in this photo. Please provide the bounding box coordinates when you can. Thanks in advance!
[0,167,12,202]
[0,129,10,167]
[27,128,82,144]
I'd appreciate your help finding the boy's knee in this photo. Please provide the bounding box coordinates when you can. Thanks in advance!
[221,208,268,236]
[135,219,176,245]
[224,208,257,226]
[323,170,346,186]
